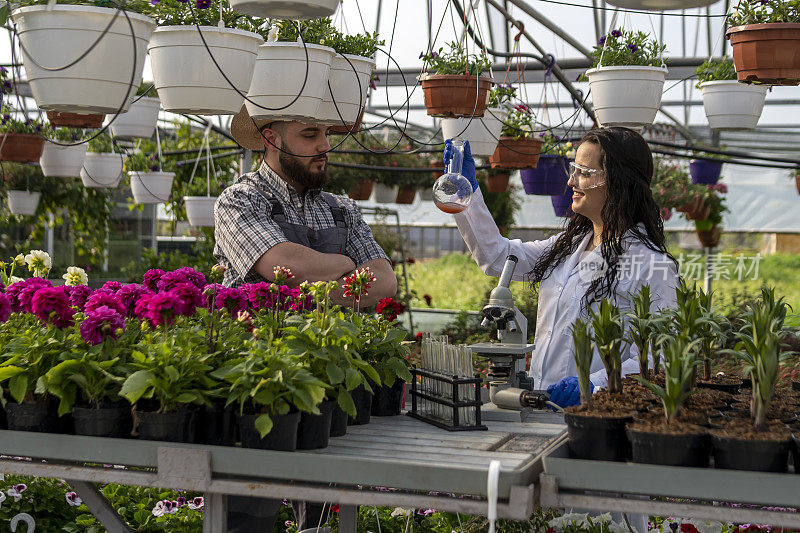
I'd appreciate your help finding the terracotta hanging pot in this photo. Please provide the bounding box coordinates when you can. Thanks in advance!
[347,179,374,201]
[726,23,800,85]
[395,187,416,204]
[486,172,510,193]
[489,136,543,170]
[696,224,721,248]
[795,175,800,195]
[0,133,45,162]
[420,74,492,118]
[328,107,364,135]
[46,110,105,128]
[677,197,710,221]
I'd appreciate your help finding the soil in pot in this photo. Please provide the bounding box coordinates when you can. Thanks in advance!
[627,418,711,467]
[697,375,742,394]
[711,418,792,472]
[684,388,734,415]
[372,380,404,416]
[46,111,105,128]
[296,400,335,450]
[420,74,492,118]
[73,402,132,438]
[329,404,348,438]
[194,401,236,446]
[348,384,373,425]
[6,402,59,433]
[136,409,195,443]
[564,404,635,462]
[238,411,300,451]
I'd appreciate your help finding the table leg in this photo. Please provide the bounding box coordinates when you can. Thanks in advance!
[66,480,134,533]
[339,504,358,533]
[203,493,227,533]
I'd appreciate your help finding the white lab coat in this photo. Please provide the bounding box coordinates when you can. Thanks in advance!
[454,189,679,389]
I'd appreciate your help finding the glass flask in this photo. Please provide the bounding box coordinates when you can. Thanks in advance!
[433,138,473,214]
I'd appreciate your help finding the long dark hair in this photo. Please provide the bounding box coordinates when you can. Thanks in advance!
[526,127,673,306]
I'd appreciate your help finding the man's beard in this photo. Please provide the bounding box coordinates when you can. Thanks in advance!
[279,150,328,191]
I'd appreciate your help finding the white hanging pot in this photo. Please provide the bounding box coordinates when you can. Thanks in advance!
[372,183,398,204]
[699,80,768,131]
[440,107,506,157]
[184,196,218,227]
[148,26,263,116]
[130,171,174,204]
[316,54,375,126]
[11,5,155,114]
[605,0,715,11]
[229,0,339,19]
[246,42,335,121]
[586,65,668,127]
[39,142,88,177]
[109,97,160,139]
[81,152,124,188]
[7,190,41,215]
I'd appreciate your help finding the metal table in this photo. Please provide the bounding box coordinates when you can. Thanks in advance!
[0,412,567,533]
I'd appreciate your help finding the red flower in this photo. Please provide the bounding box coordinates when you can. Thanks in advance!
[330,504,339,514]
[376,297,406,321]
[415,332,423,340]
[680,524,699,533]
[406,257,416,264]
[342,267,376,300]
[423,294,432,306]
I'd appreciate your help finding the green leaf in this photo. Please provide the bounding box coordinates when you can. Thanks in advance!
[254,413,273,438]
[0,5,10,27]
[337,388,357,417]
[344,367,361,390]
[120,370,155,404]
[0,366,25,383]
[9,374,28,404]
[174,392,196,404]
[326,361,345,384]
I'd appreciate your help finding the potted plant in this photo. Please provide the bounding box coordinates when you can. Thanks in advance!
[440,84,513,156]
[688,148,724,185]
[108,83,161,139]
[726,1,800,85]
[484,166,510,194]
[81,134,125,188]
[694,287,741,392]
[713,287,794,472]
[228,0,338,20]
[585,29,668,127]
[489,105,544,170]
[46,110,105,129]
[563,301,635,462]
[126,151,175,205]
[38,127,88,178]
[246,19,335,121]
[11,0,155,114]
[2,162,45,216]
[696,57,768,130]
[145,0,264,115]
[626,285,656,381]
[551,187,574,218]
[518,133,572,194]
[419,41,493,118]
[0,105,45,163]
[694,183,728,248]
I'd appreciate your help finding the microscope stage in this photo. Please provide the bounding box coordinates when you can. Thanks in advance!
[468,342,535,356]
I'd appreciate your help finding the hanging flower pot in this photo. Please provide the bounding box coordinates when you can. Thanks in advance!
[130,171,175,204]
[689,159,723,185]
[229,0,339,19]
[519,154,570,195]
[46,111,105,129]
[420,75,493,118]
[109,97,160,139]
[11,5,155,114]
[551,187,575,218]
[39,142,88,177]
[81,152,124,188]
[586,66,668,127]
[605,0,715,11]
[148,26,263,116]
[678,197,710,221]
[246,42,335,121]
[0,133,45,163]
[372,183,397,203]
[347,179,373,201]
[727,24,800,85]
[440,107,506,156]
[699,81,767,130]
[489,136,543,170]
[395,187,416,204]
[7,190,41,215]
[696,223,721,248]
[184,196,218,227]
[796,175,800,196]
[316,54,375,127]
[329,107,364,135]
[486,172,510,193]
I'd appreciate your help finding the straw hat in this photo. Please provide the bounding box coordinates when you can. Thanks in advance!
[230,105,273,151]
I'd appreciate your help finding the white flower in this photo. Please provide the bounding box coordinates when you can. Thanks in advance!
[65,491,82,506]
[188,496,204,510]
[549,512,590,529]
[62,266,88,287]
[0,491,6,508]
[6,484,26,502]
[8,276,23,284]
[24,250,51,273]
[152,500,167,517]
[12,254,25,267]
[390,507,413,517]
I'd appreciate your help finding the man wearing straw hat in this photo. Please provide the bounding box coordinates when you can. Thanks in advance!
[216,106,396,531]
[216,106,396,305]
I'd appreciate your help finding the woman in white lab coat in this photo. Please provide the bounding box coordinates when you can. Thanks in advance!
[447,127,679,407]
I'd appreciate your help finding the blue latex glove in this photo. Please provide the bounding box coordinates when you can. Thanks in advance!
[546,376,594,408]
[443,138,478,192]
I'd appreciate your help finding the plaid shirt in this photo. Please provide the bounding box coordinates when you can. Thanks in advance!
[214,161,388,287]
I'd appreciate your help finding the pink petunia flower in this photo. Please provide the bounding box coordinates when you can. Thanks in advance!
[145,292,182,327]
[31,286,74,328]
[142,269,165,292]
[215,287,247,314]
[84,290,126,316]
[64,284,92,310]
[0,292,10,322]
[169,283,204,316]
[116,284,153,317]
[80,305,125,345]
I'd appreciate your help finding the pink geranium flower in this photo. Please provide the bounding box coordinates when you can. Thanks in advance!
[84,290,125,316]
[31,286,74,328]
[80,305,125,345]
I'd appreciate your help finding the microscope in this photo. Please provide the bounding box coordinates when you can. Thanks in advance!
[468,255,550,421]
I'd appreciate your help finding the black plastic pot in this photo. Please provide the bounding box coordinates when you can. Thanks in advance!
[238,411,300,451]
[136,409,195,443]
[712,433,791,472]
[297,400,335,450]
[792,433,799,474]
[627,426,711,467]
[742,377,752,389]
[698,380,742,394]
[73,405,132,438]
[348,385,373,425]
[6,402,59,433]
[564,411,634,462]
[371,380,404,417]
[194,402,236,446]
[794,381,800,393]
[330,404,348,438]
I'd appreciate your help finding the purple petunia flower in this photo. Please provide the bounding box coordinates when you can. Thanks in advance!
[188,496,204,510]
[169,283,204,316]
[145,292,182,327]
[64,284,92,309]
[196,0,210,8]
[117,283,153,317]
[65,491,82,506]
[598,36,606,46]
[177,496,187,507]
[242,282,276,310]
[142,268,165,292]
[149,0,160,4]
[80,305,125,345]
[215,287,247,314]
[31,286,74,328]
[611,29,622,38]
[84,290,126,316]
[101,280,123,293]
[0,292,11,322]
[627,43,638,52]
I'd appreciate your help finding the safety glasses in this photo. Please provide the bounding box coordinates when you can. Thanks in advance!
[569,161,606,190]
